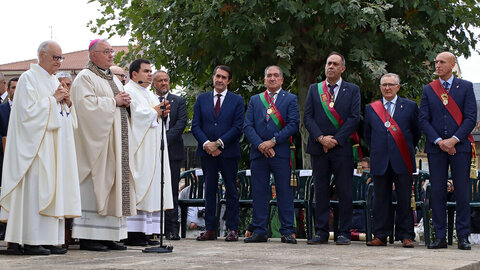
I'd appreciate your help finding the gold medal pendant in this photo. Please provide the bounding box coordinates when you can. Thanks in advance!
[329,102,334,108]
[441,93,448,106]
[384,121,391,128]
[267,108,273,115]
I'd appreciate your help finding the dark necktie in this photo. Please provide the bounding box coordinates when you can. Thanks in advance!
[386,101,392,115]
[159,96,164,103]
[269,92,276,104]
[328,84,336,98]
[443,81,450,91]
[215,93,222,117]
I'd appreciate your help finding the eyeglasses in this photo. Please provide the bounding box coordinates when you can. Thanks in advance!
[52,55,65,62]
[380,83,399,88]
[95,49,115,55]
[115,73,127,79]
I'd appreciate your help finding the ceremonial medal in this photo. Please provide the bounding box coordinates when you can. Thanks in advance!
[441,93,448,105]
[392,126,397,132]
[384,121,391,128]
[329,102,334,108]
[267,108,273,115]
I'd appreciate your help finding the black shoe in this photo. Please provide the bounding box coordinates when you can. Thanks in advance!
[335,235,351,245]
[244,233,268,243]
[427,238,447,249]
[147,239,159,245]
[458,236,471,250]
[101,241,127,250]
[23,245,50,255]
[307,234,328,245]
[166,232,181,241]
[281,234,297,244]
[79,239,108,252]
[5,243,23,255]
[43,245,67,254]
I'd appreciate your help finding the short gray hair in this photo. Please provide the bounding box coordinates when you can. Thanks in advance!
[153,70,169,78]
[380,73,401,84]
[88,39,109,60]
[56,72,72,81]
[264,65,283,78]
[37,40,58,57]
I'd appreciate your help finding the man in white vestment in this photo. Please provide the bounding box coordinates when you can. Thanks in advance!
[0,40,81,255]
[71,39,136,251]
[123,59,173,246]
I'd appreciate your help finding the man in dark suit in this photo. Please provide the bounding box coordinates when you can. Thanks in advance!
[153,70,187,241]
[304,52,361,245]
[419,51,477,250]
[192,65,244,241]
[364,73,420,248]
[244,65,299,244]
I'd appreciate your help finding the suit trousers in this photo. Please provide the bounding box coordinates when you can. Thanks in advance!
[428,151,471,238]
[372,164,414,241]
[201,156,239,231]
[165,159,181,234]
[251,156,294,236]
[312,152,353,240]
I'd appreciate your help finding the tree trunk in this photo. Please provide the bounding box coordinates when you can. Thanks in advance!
[296,64,321,170]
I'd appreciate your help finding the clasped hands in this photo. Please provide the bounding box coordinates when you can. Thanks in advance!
[53,83,72,107]
[114,91,131,107]
[154,100,171,118]
[258,140,276,158]
[438,137,457,155]
[204,141,222,157]
[318,135,338,153]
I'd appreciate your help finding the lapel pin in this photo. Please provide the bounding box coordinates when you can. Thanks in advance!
[456,85,459,88]
[401,105,403,108]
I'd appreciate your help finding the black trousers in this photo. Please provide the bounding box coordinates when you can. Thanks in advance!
[372,164,414,241]
[164,160,181,234]
[312,153,353,240]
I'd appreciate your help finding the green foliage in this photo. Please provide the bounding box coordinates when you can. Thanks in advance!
[89,0,480,162]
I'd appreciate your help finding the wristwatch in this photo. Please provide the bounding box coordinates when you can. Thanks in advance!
[271,137,276,144]
[215,140,221,148]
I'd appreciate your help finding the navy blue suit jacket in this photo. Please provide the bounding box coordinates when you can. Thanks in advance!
[0,102,10,137]
[304,80,361,156]
[419,77,477,154]
[166,93,187,161]
[192,91,244,158]
[364,97,420,175]
[244,89,299,160]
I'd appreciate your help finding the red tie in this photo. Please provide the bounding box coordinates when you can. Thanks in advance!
[215,93,221,117]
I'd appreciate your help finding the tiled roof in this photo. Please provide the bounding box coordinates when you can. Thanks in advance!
[0,46,128,71]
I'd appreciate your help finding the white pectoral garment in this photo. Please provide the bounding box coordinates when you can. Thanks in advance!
[0,63,81,219]
[124,81,173,212]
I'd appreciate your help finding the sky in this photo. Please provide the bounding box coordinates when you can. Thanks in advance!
[1,0,479,83]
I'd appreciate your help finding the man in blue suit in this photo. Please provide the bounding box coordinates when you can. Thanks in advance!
[304,52,361,245]
[364,73,420,248]
[420,51,477,250]
[244,65,299,244]
[192,65,244,242]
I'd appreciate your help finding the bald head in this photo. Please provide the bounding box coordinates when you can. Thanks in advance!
[110,65,127,85]
[435,51,456,81]
[37,41,63,75]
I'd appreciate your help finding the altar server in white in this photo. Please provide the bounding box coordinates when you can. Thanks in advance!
[123,59,173,246]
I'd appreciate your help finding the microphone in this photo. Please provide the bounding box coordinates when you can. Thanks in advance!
[138,80,144,84]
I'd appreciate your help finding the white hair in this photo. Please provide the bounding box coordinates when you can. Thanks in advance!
[56,72,72,81]
[381,73,401,84]
[88,39,109,60]
[37,40,59,58]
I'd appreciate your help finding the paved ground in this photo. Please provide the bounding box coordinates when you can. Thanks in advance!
[0,238,479,270]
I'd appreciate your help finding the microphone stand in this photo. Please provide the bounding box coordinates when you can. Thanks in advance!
[143,100,173,253]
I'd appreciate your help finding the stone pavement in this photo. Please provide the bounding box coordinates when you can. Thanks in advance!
[0,238,478,270]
